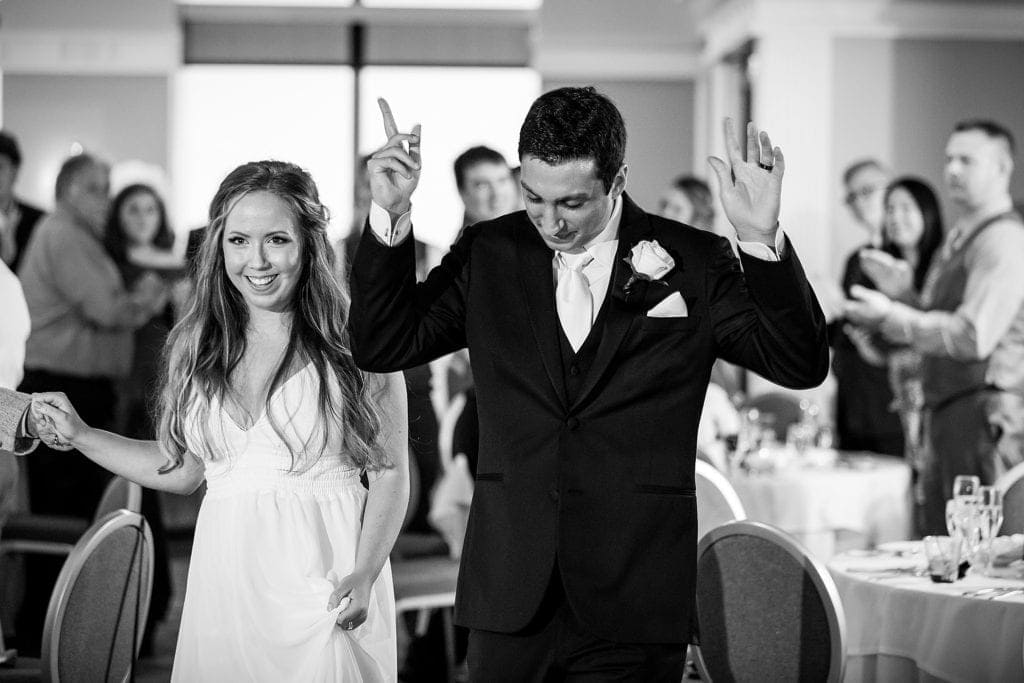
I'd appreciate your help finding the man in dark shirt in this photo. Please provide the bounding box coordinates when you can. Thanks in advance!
[0,130,44,273]
[832,159,904,455]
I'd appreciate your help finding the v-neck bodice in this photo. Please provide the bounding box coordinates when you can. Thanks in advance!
[185,362,358,492]
[220,361,314,432]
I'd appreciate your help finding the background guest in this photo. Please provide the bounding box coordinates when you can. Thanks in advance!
[658,174,716,229]
[0,130,44,273]
[452,145,517,240]
[15,153,166,654]
[847,120,1024,535]
[846,177,943,533]
[831,159,904,456]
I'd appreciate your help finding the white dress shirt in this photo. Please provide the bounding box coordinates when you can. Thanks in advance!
[0,260,30,390]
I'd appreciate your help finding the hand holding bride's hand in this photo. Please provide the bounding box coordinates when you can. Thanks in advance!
[367,98,421,217]
[24,402,71,451]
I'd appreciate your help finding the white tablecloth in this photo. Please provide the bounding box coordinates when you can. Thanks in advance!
[828,551,1024,683]
[730,454,911,557]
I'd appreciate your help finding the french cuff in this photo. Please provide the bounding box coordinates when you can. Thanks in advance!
[368,201,413,247]
[737,229,786,262]
[879,301,915,344]
[12,406,38,455]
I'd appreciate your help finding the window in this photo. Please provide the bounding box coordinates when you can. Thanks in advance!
[172,65,355,238]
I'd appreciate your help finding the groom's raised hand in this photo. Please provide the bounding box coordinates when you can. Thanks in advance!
[368,98,421,218]
[707,118,785,247]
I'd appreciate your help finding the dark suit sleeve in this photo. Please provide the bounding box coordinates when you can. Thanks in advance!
[708,235,829,389]
[348,224,474,373]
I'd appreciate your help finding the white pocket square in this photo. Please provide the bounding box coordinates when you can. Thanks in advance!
[646,291,688,318]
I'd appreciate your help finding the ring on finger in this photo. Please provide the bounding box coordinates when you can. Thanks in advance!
[758,161,774,171]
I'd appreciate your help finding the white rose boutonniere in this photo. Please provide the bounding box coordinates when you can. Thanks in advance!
[624,240,675,294]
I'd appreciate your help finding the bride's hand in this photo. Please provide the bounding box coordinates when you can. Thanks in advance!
[328,571,373,631]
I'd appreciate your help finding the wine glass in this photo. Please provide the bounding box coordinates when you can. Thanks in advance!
[945,498,961,537]
[978,486,1005,576]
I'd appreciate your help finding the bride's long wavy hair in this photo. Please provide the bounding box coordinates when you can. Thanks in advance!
[156,160,386,472]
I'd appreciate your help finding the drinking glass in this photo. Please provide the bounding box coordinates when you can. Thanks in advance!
[945,499,961,537]
[924,535,962,583]
[978,486,1005,575]
[959,497,984,567]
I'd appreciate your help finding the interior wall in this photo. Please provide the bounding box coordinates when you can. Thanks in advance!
[0,0,175,31]
[541,78,697,214]
[831,37,897,279]
[890,38,1024,211]
[2,75,168,212]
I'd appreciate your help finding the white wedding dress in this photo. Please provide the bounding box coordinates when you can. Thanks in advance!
[171,363,397,682]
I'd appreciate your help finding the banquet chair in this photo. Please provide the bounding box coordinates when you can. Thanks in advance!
[741,392,802,442]
[692,521,846,683]
[695,459,746,541]
[0,476,142,559]
[0,510,154,683]
[995,462,1024,535]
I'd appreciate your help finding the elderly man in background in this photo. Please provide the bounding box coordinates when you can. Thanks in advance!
[0,131,44,273]
[15,153,166,654]
[848,120,1024,534]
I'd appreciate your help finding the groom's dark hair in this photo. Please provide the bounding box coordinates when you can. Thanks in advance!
[518,86,626,193]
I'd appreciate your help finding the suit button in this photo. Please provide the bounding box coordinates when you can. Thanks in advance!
[566,417,580,430]
[569,364,580,376]
[549,489,559,501]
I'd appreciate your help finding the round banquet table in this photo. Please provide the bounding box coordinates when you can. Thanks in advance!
[828,549,1024,683]
[729,453,911,558]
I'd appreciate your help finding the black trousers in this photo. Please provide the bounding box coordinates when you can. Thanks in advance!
[15,370,116,656]
[467,565,685,682]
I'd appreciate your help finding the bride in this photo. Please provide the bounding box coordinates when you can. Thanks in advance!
[33,160,408,682]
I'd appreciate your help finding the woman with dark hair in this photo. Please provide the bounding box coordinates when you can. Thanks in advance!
[877,177,944,295]
[849,176,944,533]
[104,184,177,436]
[33,161,408,680]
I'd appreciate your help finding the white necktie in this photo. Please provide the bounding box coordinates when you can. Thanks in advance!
[556,252,594,352]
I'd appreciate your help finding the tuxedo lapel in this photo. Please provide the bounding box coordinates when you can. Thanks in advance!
[570,195,652,411]
[517,221,568,408]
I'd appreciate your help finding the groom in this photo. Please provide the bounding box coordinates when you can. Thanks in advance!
[350,87,828,680]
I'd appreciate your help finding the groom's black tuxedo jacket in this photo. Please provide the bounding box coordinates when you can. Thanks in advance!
[350,194,828,644]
